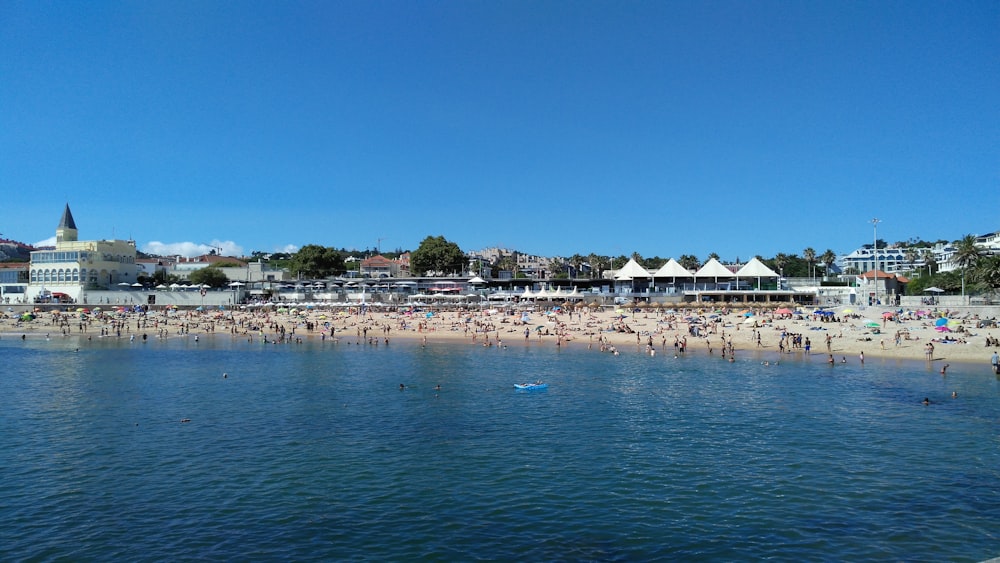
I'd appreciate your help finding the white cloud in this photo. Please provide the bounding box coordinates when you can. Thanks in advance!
[34,236,57,248]
[277,244,299,254]
[142,240,244,258]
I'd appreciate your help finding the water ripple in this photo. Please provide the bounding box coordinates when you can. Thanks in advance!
[2,339,999,560]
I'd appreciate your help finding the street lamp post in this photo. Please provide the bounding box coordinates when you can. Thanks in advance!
[871,218,881,307]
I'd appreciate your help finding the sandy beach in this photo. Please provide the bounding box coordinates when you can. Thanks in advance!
[3,304,998,371]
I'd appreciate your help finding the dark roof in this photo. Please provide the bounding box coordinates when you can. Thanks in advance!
[58,204,77,230]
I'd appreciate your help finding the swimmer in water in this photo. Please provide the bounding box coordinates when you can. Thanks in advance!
[940,364,950,375]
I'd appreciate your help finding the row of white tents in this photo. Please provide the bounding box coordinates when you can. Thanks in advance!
[612,257,780,282]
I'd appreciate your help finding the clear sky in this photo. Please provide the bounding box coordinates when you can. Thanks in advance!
[2,1,997,261]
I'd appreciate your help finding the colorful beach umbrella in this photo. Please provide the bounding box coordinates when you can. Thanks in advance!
[934,318,948,327]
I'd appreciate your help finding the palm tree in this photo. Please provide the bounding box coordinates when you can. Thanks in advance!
[707,252,720,262]
[678,254,701,271]
[803,247,816,279]
[773,253,790,277]
[820,249,837,280]
[586,253,602,279]
[567,254,585,278]
[921,249,937,276]
[951,235,983,271]
[951,235,984,298]
[973,255,1000,293]
[904,247,919,274]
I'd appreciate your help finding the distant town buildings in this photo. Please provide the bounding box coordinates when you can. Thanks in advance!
[2,204,996,306]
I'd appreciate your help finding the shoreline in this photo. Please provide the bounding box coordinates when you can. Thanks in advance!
[3,306,998,371]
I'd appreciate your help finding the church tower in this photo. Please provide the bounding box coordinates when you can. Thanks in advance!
[56,203,78,243]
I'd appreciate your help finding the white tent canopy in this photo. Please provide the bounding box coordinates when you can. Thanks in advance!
[695,258,734,279]
[614,258,652,280]
[652,258,692,278]
[735,257,779,278]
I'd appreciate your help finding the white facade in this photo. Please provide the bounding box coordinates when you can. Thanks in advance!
[26,205,139,302]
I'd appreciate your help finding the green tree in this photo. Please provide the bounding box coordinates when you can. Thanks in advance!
[820,249,837,278]
[951,235,983,295]
[566,254,585,278]
[771,253,791,277]
[951,234,983,272]
[410,236,465,276]
[706,252,720,263]
[921,249,937,276]
[678,254,700,271]
[151,269,180,286]
[290,245,345,278]
[972,255,1000,292]
[188,266,229,288]
[803,247,816,279]
[903,247,919,273]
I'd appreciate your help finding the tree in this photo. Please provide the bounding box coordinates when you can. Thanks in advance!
[189,266,229,288]
[150,269,180,286]
[803,247,816,279]
[951,234,983,272]
[567,254,586,278]
[904,248,919,273]
[678,254,700,271]
[410,236,465,276]
[973,255,1000,293]
[290,245,345,278]
[772,253,791,277]
[820,249,837,278]
[951,235,983,296]
[921,249,937,276]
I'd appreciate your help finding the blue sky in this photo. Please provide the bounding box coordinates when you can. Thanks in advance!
[2,1,997,261]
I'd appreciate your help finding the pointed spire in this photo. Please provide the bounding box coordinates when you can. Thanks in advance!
[58,204,77,230]
[56,204,79,243]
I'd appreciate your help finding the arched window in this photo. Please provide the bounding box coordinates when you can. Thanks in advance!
[58,269,66,282]
[30,270,37,282]
[72,269,79,281]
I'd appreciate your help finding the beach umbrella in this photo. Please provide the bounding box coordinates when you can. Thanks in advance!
[882,312,895,319]
[864,321,881,328]
[934,318,948,327]
[842,308,853,314]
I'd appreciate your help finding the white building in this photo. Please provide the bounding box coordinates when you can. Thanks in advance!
[27,205,139,303]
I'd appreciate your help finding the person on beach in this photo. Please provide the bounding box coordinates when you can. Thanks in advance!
[992,351,999,373]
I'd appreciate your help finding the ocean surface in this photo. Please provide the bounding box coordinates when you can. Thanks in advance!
[2,334,999,562]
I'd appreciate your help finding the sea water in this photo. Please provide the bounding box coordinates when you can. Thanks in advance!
[2,335,999,561]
